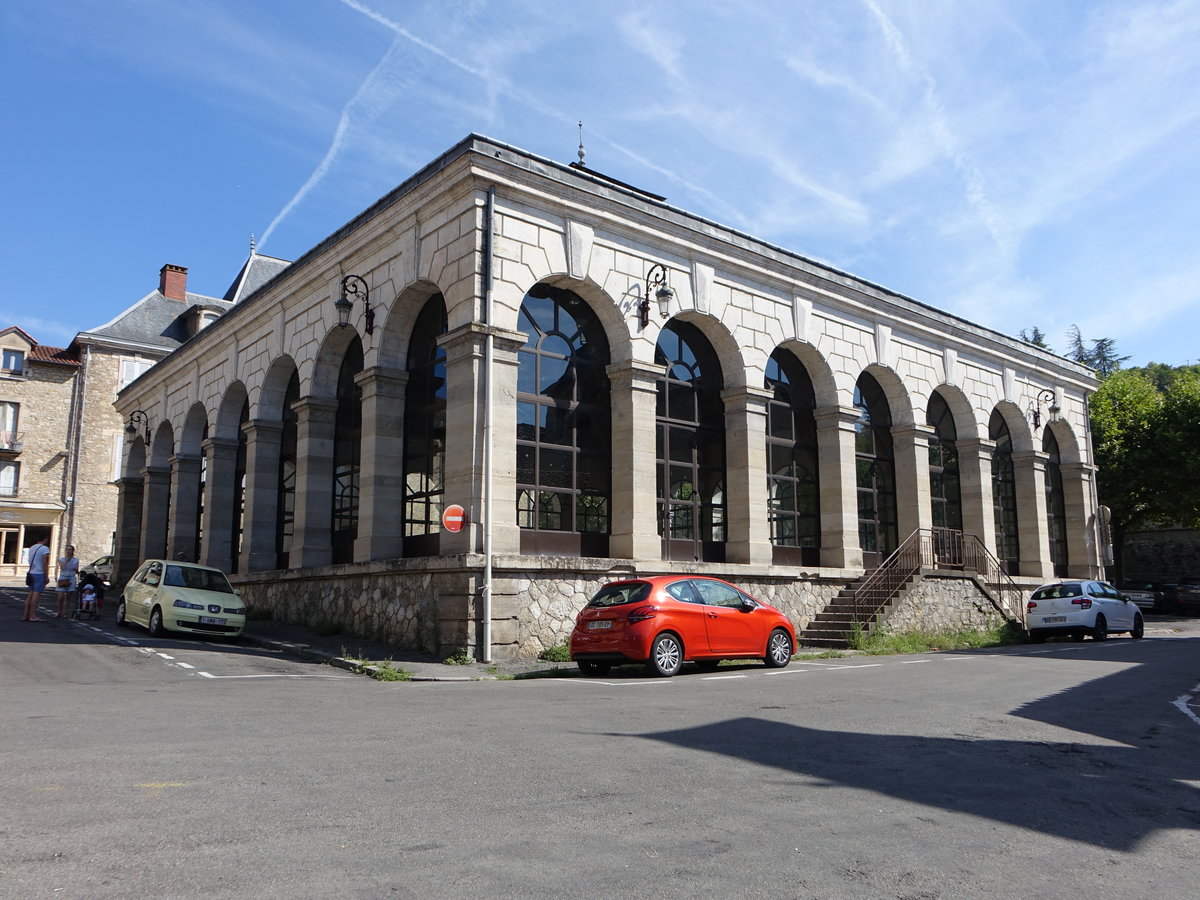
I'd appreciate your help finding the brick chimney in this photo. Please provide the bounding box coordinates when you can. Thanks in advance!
[159,264,188,301]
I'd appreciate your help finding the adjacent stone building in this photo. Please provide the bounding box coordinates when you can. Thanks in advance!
[112,135,1101,657]
[1,251,288,580]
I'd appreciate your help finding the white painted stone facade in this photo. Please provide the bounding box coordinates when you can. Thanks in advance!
[112,136,1100,658]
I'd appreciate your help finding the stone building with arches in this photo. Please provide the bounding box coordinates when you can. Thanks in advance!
[113,135,1100,659]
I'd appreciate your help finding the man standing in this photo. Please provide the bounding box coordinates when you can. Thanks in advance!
[23,535,50,622]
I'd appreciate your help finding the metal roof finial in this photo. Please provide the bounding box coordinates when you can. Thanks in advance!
[577,121,586,166]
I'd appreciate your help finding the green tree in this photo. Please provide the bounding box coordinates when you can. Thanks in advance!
[1019,326,1051,350]
[1066,325,1129,377]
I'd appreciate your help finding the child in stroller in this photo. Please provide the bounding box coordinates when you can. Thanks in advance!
[77,583,100,619]
[76,571,106,619]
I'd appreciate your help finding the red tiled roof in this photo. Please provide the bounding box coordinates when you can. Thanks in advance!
[28,344,80,366]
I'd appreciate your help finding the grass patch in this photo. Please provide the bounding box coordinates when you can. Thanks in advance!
[853,622,1023,655]
[368,660,412,682]
[538,641,572,662]
[442,650,472,666]
[795,649,847,659]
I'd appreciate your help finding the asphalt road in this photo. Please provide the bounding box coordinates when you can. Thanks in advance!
[3,591,1200,899]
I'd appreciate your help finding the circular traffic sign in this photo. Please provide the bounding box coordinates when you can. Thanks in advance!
[442,504,466,533]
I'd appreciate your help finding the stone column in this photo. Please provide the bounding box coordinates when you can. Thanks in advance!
[167,454,202,563]
[957,438,996,551]
[354,366,408,561]
[290,397,338,569]
[608,360,664,560]
[722,385,773,565]
[891,422,934,542]
[814,405,863,570]
[114,475,145,585]
[240,419,283,573]
[1061,462,1099,579]
[438,323,525,557]
[139,466,171,562]
[1013,450,1053,581]
[200,436,239,573]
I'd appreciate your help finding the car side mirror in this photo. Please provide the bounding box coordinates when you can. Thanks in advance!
[146,574,160,586]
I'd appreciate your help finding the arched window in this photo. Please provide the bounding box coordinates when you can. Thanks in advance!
[765,350,820,566]
[1043,429,1068,576]
[989,410,1019,572]
[515,284,611,557]
[656,321,725,562]
[854,373,897,566]
[230,399,248,573]
[275,372,299,569]
[403,295,447,557]
[926,392,961,531]
[331,338,363,563]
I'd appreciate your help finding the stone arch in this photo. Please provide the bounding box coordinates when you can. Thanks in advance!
[667,310,749,390]
[777,339,839,408]
[179,403,209,455]
[537,274,631,369]
[123,438,147,480]
[377,280,446,371]
[258,355,299,420]
[1044,418,1083,465]
[994,399,1035,453]
[215,381,250,441]
[927,383,980,441]
[311,325,363,399]
[859,363,914,427]
[149,421,175,469]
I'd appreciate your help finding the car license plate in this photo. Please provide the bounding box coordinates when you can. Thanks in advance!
[587,620,613,630]
[199,616,227,625]
[1042,615,1067,624]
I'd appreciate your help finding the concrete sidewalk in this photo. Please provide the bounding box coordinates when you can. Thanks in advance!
[3,581,576,682]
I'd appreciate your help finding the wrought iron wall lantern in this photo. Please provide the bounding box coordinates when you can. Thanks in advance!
[125,409,151,446]
[637,263,674,330]
[336,274,375,334]
[1028,388,1060,430]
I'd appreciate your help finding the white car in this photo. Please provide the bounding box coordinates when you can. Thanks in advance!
[116,559,246,638]
[1026,580,1144,643]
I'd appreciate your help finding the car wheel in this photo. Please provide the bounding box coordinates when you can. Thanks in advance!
[1029,630,1046,644]
[1131,613,1144,639]
[694,659,721,672]
[577,660,611,677]
[646,633,683,677]
[149,607,167,638]
[115,598,127,626]
[764,629,793,668]
[1092,614,1108,641]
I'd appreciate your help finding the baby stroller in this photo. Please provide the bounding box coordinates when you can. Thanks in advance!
[75,572,106,620]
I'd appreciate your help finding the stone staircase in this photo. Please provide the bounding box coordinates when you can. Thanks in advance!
[799,571,918,648]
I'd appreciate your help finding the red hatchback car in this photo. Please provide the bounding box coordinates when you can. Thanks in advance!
[569,575,797,677]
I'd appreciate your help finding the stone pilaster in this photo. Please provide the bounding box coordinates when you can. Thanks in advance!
[113,475,145,586]
[608,359,664,560]
[722,385,773,565]
[1013,450,1053,581]
[290,397,338,569]
[1061,461,1099,579]
[956,438,997,552]
[200,436,240,573]
[139,466,170,562]
[167,454,202,563]
[814,405,863,570]
[353,366,408,561]
[240,419,284,573]
[438,323,526,557]
[891,422,934,542]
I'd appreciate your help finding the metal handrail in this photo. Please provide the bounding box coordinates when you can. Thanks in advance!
[853,528,1025,627]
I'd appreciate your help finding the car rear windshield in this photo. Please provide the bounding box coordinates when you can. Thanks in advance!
[1031,583,1083,600]
[163,565,236,593]
[587,582,652,608]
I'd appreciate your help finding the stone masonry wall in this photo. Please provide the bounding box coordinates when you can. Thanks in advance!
[884,573,1011,634]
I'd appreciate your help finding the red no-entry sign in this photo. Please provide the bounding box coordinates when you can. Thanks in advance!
[442,504,466,533]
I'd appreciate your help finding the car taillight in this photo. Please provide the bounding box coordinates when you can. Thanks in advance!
[627,605,657,623]
[1027,601,1037,611]
[1071,597,1092,609]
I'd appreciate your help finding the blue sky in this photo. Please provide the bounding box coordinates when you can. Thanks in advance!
[2,0,1198,367]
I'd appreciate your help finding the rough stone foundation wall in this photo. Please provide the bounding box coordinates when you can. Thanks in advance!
[884,573,1010,634]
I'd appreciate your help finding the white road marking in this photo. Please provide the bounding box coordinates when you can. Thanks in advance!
[827,663,883,670]
[157,653,175,660]
[196,672,351,680]
[1172,681,1200,729]
[176,662,195,669]
[900,659,931,664]
[702,674,747,681]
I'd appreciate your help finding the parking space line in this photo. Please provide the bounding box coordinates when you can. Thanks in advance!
[900,659,931,664]
[194,672,352,679]
[701,674,747,681]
